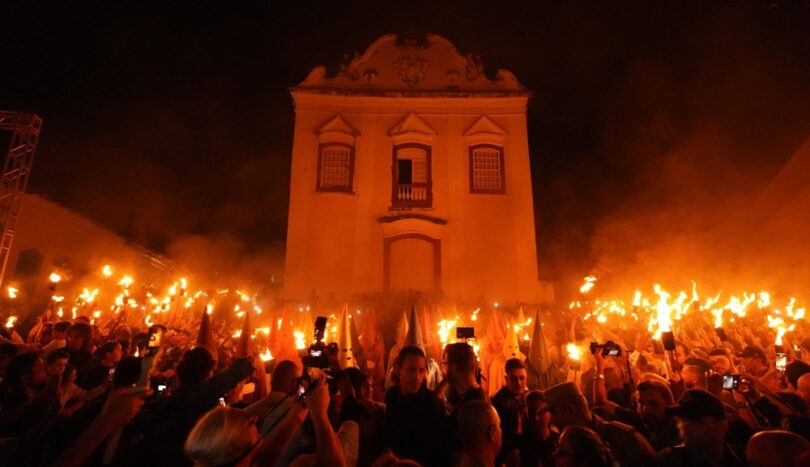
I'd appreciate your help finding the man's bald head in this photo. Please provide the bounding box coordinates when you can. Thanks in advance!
[746,430,810,467]
[456,400,502,455]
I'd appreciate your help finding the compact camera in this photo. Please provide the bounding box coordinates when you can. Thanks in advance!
[589,340,621,357]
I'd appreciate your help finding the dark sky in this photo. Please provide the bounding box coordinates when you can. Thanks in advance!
[2,1,809,291]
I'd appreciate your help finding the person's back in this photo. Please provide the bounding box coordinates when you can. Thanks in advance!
[746,430,810,467]
[457,400,502,467]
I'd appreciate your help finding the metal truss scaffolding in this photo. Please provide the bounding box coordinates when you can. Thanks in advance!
[0,111,42,285]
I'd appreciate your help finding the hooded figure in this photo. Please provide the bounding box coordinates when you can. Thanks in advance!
[489,321,526,396]
[196,307,218,362]
[526,311,564,389]
[390,305,442,391]
[386,311,409,377]
[479,310,506,392]
[335,305,359,369]
[359,308,386,400]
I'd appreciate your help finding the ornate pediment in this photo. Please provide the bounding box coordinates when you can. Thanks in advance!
[388,113,437,145]
[464,116,507,137]
[294,33,528,96]
[316,115,359,144]
[463,116,507,145]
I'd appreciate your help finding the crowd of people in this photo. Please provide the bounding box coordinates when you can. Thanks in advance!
[1,300,810,467]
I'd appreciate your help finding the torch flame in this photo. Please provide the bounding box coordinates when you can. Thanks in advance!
[49,272,62,284]
[102,265,112,277]
[294,330,306,350]
[5,316,17,328]
[566,343,582,361]
[580,276,597,294]
[260,348,273,361]
[7,287,17,299]
[118,275,133,288]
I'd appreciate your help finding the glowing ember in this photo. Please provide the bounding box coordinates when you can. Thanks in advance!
[7,287,17,299]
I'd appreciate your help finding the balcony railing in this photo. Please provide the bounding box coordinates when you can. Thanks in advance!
[392,182,432,208]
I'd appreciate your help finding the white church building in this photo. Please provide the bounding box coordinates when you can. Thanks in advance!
[283,33,552,305]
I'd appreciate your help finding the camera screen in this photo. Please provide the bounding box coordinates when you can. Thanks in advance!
[606,348,620,357]
[297,384,307,399]
[157,384,167,392]
[309,349,322,357]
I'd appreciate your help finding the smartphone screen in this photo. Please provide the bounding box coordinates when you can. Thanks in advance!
[241,382,256,396]
[776,354,787,372]
[722,375,739,390]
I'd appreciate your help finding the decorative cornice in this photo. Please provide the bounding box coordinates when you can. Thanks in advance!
[378,213,448,225]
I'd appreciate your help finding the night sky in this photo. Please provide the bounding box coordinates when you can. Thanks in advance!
[2,1,809,293]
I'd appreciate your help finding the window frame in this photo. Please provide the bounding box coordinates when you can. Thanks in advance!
[316,142,355,193]
[468,143,506,194]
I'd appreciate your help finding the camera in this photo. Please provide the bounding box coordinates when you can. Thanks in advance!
[590,340,621,357]
[722,374,740,390]
[301,316,337,369]
[457,327,475,340]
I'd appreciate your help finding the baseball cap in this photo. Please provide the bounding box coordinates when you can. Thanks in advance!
[666,389,725,421]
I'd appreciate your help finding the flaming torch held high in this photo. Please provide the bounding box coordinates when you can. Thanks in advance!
[580,276,597,294]
[7,287,17,299]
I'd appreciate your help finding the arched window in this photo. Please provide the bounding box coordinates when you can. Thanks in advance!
[469,144,505,194]
[392,143,432,208]
[316,143,354,192]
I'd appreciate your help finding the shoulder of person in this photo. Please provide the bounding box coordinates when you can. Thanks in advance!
[652,444,688,464]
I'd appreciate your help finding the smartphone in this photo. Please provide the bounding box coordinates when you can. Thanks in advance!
[661,331,676,352]
[147,325,165,356]
[296,383,307,400]
[218,397,226,407]
[776,353,787,372]
[157,384,167,394]
[722,374,740,390]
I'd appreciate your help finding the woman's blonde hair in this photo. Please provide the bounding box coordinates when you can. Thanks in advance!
[184,406,254,466]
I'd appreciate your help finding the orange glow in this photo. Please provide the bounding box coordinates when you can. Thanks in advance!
[49,272,62,283]
[260,348,273,361]
[566,343,582,361]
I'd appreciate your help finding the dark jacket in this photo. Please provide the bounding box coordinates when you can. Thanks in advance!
[590,414,655,467]
[384,385,449,467]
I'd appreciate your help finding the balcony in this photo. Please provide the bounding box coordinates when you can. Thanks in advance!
[391,182,432,208]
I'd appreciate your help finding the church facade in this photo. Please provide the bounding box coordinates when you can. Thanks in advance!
[284,33,552,305]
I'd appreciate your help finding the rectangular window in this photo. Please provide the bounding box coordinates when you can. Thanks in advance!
[470,145,505,194]
[317,143,354,192]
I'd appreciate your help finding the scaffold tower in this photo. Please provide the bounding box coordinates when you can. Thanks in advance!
[0,111,42,285]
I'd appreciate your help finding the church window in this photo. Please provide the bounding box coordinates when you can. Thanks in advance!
[469,144,505,194]
[316,143,354,192]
